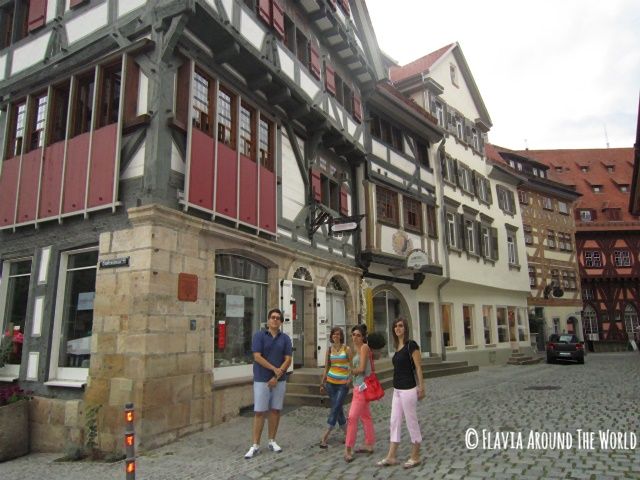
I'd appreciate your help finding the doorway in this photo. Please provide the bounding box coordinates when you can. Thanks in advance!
[418,302,431,354]
[292,285,305,368]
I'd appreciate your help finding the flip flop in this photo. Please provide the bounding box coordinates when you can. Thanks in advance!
[355,448,374,454]
[319,442,328,449]
[376,458,398,467]
[344,454,354,463]
[403,459,421,469]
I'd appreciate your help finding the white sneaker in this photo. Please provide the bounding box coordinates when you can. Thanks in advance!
[244,444,260,459]
[268,439,283,453]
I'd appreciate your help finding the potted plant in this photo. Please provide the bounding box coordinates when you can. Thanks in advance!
[366,331,387,358]
[0,384,30,461]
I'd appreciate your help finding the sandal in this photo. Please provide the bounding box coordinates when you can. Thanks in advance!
[403,459,421,469]
[376,458,398,467]
[344,454,354,463]
[355,448,374,454]
[319,442,328,449]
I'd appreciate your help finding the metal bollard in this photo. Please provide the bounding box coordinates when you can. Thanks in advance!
[125,403,135,479]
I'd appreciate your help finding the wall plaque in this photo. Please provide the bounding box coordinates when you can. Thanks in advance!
[99,257,130,269]
[178,273,198,302]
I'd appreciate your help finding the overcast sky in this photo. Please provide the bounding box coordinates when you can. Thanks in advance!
[365,0,639,151]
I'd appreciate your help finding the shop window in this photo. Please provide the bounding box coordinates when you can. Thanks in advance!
[496,307,508,342]
[5,100,26,158]
[217,87,236,149]
[403,196,422,233]
[0,259,32,364]
[49,249,98,382]
[441,303,453,347]
[72,72,95,137]
[28,92,47,151]
[463,305,474,346]
[214,255,268,368]
[376,186,398,226]
[192,69,214,136]
[517,308,527,341]
[482,305,493,345]
[373,290,402,355]
[239,103,255,158]
[259,116,273,171]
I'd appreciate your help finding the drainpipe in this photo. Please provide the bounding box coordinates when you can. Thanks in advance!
[435,138,450,360]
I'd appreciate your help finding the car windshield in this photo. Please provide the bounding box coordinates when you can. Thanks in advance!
[558,335,575,343]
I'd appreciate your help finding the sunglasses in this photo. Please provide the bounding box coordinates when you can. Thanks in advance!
[351,332,362,337]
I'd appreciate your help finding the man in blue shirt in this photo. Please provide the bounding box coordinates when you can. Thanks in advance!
[244,307,292,459]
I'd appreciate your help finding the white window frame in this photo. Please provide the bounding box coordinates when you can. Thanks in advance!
[507,232,517,265]
[580,210,592,221]
[542,197,553,210]
[614,250,631,267]
[463,304,475,346]
[585,250,601,268]
[465,220,476,254]
[47,247,99,386]
[481,226,490,257]
[496,306,508,343]
[435,101,444,127]
[482,305,494,345]
[446,212,457,248]
[558,201,569,214]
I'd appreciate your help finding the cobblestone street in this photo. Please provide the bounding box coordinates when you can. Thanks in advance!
[3,352,639,479]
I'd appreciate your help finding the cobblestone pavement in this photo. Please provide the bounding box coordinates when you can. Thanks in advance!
[3,352,639,480]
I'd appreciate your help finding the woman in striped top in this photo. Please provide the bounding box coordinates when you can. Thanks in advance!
[319,326,351,448]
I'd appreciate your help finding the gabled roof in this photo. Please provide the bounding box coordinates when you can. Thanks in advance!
[517,148,638,229]
[388,42,492,130]
[350,0,387,82]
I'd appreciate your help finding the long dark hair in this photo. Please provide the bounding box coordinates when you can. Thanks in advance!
[392,317,409,348]
[330,326,345,344]
[351,324,368,343]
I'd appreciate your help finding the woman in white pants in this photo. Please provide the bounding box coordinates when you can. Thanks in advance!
[377,317,425,469]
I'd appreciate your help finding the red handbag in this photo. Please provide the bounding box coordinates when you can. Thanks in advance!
[363,352,384,401]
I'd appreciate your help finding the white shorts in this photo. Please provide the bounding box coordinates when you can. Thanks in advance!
[253,381,287,412]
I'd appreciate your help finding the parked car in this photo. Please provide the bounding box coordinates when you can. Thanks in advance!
[546,334,585,364]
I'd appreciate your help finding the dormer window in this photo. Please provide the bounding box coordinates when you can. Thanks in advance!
[450,64,459,87]
[620,185,629,193]
[580,209,592,222]
[592,185,602,193]
[606,165,615,173]
[555,166,563,172]
[580,166,589,173]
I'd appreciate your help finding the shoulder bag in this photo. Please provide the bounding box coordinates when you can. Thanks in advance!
[363,351,384,402]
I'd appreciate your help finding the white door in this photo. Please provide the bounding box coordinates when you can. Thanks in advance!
[331,294,346,327]
[316,286,328,367]
[279,279,294,371]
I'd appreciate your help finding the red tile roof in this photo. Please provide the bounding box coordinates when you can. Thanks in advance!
[377,81,439,126]
[389,44,454,83]
[515,148,638,230]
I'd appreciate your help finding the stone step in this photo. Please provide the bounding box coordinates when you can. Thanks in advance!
[507,355,544,365]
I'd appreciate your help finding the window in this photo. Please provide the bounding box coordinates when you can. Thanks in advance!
[583,288,594,300]
[435,101,444,127]
[321,174,340,211]
[373,290,403,355]
[580,209,592,222]
[426,205,438,238]
[217,87,235,149]
[547,230,556,249]
[72,73,95,137]
[528,266,536,287]
[214,255,268,369]
[506,229,518,265]
[471,129,479,150]
[550,268,560,286]
[558,201,569,215]
[28,93,47,151]
[283,15,295,52]
[619,185,629,193]
[295,28,308,66]
[370,114,402,152]
[450,64,458,87]
[614,250,631,267]
[0,4,14,49]
[496,186,516,214]
[496,307,508,343]
[0,259,32,365]
[465,219,476,254]
[567,271,577,290]
[6,100,26,158]
[518,190,529,205]
[446,212,458,248]
[192,69,213,135]
[416,141,430,169]
[441,304,453,347]
[558,232,572,251]
[585,251,602,268]
[96,63,121,128]
[481,225,490,258]
[542,196,553,210]
[476,176,491,204]
[50,249,98,382]
[49,82,70,144]
[523,225,533,245]
[259,116,274,171]
[517,308,527,341]
[580,166,589,173]
[582,306,598,339]
[441,155,457,184]
[482,306,493,345]
[376,186,398,226]
[463,305,474,346]
[592,185,602,193]
[403,197,422,233]
[239,103,255,158]
[457,165,473,193]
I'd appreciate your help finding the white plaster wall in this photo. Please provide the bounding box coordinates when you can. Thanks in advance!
[47,0,57,22]
[389,150,415,175]
[138,71,148,115]
[299,70,320,100]
[277,46,295,82]
[280,131,305,222]
[66,2,109,45]
[121,142,145,179]
[239,10,265,52]
[11,32,51,75]
[219,0,234,19]
[371,139,386,160]
[431,53,480,121]
[0,54,5,81]
[544,250,574,262]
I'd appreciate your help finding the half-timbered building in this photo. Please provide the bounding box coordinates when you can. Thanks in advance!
[521,148,640,347]
[485,144,582,347]
[0,0,386,452]
[389,43,532,366]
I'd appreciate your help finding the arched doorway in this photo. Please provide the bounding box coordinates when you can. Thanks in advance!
[371,287,410,355]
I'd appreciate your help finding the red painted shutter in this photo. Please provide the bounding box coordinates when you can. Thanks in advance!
[328,0,337,11]
[325,62,336,95]
[352,92,362,122]
[340,187,348,215]
[591,209,597,220]
[574,209,581,220]
[27,0,47,32]
[340,0,350,15]
[311,169,322,202]
[258,0,271,25]
[309,43,321,80]
[272,0,285,39]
